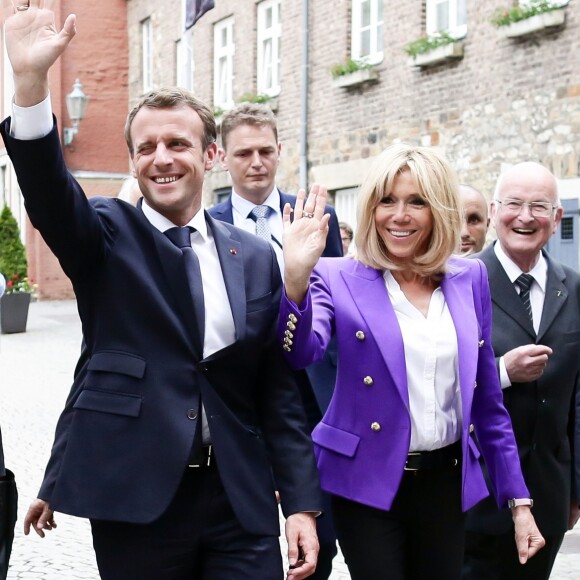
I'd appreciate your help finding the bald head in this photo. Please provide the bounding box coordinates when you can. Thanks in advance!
[458,185,489,255]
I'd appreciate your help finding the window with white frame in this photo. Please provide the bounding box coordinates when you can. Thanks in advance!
[426,0,467,37]
[214,17,235,109]
[141,18,153,92]
[351,0,383,64]
[257,0,281,97]
[177,0,194,90]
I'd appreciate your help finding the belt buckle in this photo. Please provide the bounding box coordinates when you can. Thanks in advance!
[188,445,212,468]
[404,451,421,472]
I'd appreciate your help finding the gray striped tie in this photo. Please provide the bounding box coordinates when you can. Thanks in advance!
[515,273,534,324]
[250,205,272,241]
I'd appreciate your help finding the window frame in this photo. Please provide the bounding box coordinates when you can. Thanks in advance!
[425,0,467,38]
[257,0,282,97]
[213,17,235,110]
[141,17,153,93]
[351,0,384,65]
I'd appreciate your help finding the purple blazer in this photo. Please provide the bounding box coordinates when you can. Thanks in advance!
[279,256,529,512]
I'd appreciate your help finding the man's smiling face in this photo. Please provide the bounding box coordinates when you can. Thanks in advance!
[131,105,216,226]
[491,163,562,271]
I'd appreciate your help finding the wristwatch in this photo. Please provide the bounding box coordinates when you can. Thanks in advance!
[508,498,533,509]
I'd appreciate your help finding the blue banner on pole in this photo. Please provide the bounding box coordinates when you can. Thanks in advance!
[185,0,215,30]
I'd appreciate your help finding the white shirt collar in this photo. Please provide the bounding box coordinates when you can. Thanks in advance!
[141,199,209,241]
[493,241,547,292]
[231,187,281,218]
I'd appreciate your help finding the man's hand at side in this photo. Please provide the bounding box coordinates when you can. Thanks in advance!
[24,498,57,538]
[285,512,319,579]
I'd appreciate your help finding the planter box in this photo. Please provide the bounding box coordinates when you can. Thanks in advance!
[0,292,31,334]
[500,9,566,38]
[408,42,464,68]
[332,68,378,88]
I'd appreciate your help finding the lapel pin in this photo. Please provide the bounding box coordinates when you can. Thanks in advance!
[478,340,484,348]
[557,290,562,297]
[229,248,237,255]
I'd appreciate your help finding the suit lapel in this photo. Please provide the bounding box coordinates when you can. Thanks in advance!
[479,246,536,340]
[441,264,478,420]
[537,254,567,342]
[342,264,410,410]
[206,214,246,340]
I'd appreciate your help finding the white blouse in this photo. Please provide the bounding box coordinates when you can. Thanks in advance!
[384,271,463,452]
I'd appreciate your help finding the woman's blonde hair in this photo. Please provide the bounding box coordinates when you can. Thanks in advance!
[354,143,461,277]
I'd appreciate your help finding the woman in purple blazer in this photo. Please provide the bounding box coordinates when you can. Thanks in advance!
[278,144,544,579]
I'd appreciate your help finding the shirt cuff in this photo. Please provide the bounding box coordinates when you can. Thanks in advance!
[499,356,511,389]
[11,94,53,140]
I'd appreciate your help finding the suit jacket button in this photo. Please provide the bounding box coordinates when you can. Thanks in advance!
[287,321,296,331]
[284,337,293,345]
[289,314,298,323]
[285,330,294,338]
[363,376,374,386]
[197,363,208,372]
[356,331,365,340]
[283,344,292,352]
[187,409,198,420]
[370,421,381,432]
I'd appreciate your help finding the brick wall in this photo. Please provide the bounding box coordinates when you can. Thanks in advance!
[125,0,580,224]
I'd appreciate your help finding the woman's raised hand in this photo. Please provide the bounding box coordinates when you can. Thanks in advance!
[282,183,330,304]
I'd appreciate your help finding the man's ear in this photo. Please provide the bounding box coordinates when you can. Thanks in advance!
[218,147,228,170]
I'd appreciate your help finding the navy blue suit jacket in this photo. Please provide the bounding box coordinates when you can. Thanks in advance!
[209,191,342,415]
[0,121,321,534]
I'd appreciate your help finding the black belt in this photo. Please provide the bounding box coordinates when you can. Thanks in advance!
[188,445,214,469]
[404,441,461,472]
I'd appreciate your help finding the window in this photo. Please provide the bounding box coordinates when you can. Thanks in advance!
[214,17,235,109]
[141,18,153,92]
[426,0,467,37]
[351,0,383,64]
[257,0,281,97]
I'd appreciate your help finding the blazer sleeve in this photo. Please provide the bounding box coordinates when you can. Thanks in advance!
[278,261,335,369]
[470,259,530,507]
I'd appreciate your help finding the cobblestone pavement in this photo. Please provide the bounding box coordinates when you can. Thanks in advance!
[1,300,578,579]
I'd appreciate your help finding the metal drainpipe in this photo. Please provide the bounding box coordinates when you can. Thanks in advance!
[299,0,309,191]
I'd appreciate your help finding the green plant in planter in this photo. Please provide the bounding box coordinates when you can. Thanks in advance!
[237,92,272,104]
[404,31,458,58]
[491,1,564,27]
[330,58,373,79]
[0,204,33,294]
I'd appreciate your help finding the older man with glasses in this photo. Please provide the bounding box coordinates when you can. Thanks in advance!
[464,162,580,580]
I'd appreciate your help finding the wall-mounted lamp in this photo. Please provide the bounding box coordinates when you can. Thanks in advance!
[64,79,89,147]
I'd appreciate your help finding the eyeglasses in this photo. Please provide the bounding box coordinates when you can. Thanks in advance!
[495,198,558,218]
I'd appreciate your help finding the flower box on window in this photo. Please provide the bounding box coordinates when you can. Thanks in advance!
[408,42,464,68]
[499,8,566,37]
[332,67,379,88]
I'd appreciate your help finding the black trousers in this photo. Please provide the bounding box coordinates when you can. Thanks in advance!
[91,464,283,580]
[0,469,17,580]
[332,464,465,580]
[464,529,564,580]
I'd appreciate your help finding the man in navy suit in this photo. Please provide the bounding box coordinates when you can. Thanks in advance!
[209,102,342,580]
[1,4,321,580]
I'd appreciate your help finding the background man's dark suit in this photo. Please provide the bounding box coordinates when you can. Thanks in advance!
[466,244,580,578]
[1,122,320,544]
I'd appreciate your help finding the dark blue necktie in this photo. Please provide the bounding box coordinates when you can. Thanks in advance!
[164,226,205,355]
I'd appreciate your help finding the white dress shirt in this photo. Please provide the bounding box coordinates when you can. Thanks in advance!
[494,242,547,388]
[231,188,285,274]
[384,271,463,452]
